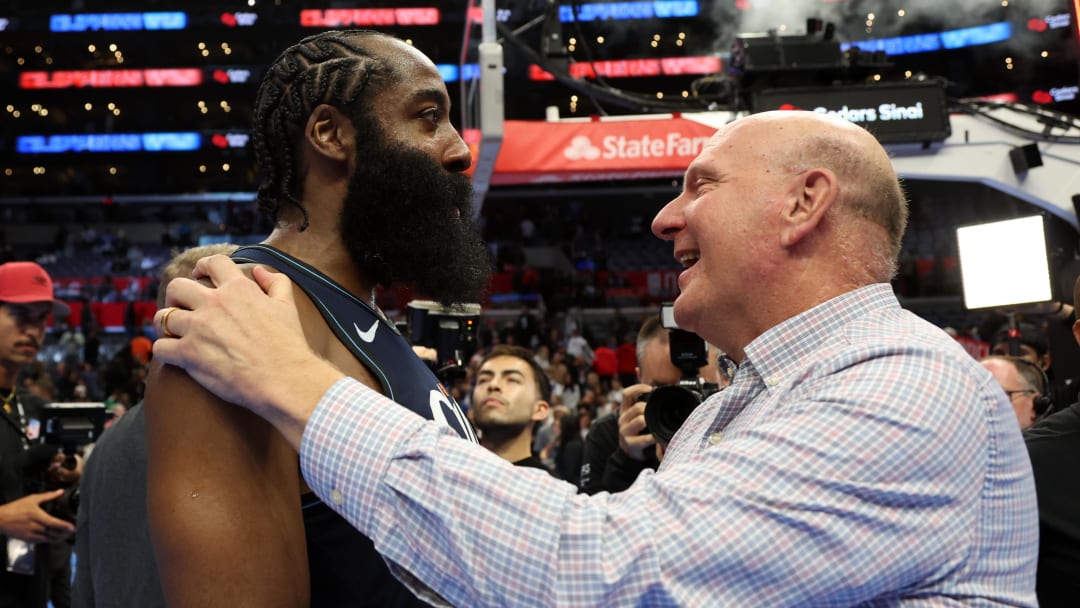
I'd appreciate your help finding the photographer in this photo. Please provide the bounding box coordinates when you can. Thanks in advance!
[579,315,727,495]
[0,262,76,608]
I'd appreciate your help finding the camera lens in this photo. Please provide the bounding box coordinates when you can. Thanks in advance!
[644,385,703,444]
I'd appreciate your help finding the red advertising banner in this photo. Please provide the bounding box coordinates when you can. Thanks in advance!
[491,116,721,185]
[20,68,203,88]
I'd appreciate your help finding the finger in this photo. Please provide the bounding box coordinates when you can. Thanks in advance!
[191,254,245,285]
[626,432,657,449]
[40,516,75,537]
[251,265,297,305]
[618,401,647,425]
[22,530,48,543]
[621,384,653,412]
[32,489,65,505]
[151,329,183,367]
[153,306,190,340]
[44,527,73,543]
[163,276,208,309]
[621,412,648,435]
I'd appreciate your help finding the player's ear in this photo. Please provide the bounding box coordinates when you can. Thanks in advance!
[304,104,354,163]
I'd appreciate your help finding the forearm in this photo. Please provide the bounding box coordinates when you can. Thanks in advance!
[300,379,572,604]
[299,377,985,607]
[254,355,344,451]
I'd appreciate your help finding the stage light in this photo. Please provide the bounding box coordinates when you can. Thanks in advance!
[957,215,1053,309]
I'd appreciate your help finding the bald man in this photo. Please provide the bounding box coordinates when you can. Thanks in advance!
[153,111,1038,606]
[980,355,1046,430]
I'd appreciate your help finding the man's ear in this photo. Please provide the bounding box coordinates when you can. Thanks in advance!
[532,400,551,422]
[779,167,838,248]
[304,104,354,163]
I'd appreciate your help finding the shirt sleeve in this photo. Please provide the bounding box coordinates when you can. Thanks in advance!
[299,356,1008,607]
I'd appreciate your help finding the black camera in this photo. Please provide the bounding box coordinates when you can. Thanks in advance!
[43,402,109,460]
[644,304,721,444]
[405,300,481,384]
[41,402,109,521]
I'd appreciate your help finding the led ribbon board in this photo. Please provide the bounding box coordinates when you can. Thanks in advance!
[50,12,187,32]
[17,133,202,153]
[529,56,721,80]
[18,67,257,89]
[840,22,1013,56]
[557,1,698,21]
[299,8,439,27]
[752,81,951,143]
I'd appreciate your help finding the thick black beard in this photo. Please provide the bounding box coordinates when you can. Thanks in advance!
[340,138,490,306]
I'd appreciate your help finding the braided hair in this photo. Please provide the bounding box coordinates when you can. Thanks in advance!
[252,30,394,230]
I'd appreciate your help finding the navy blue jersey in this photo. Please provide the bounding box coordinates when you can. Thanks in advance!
[231,245,476,607]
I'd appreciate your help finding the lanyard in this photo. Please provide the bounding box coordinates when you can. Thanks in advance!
[1,392,30,450]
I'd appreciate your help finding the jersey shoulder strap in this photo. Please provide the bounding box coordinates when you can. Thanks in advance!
[229,244,476,442]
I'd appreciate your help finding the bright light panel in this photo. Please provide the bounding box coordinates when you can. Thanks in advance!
[957,215,1053,309]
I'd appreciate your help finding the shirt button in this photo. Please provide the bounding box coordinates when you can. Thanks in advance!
[708,432,723,445]
[330,489,344,506]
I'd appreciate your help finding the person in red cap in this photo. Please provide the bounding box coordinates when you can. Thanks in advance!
[0,261,76,608]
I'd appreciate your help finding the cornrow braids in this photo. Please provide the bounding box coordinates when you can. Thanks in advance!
[252,30,394,230]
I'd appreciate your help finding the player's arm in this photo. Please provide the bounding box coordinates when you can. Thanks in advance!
[145,348,308,606]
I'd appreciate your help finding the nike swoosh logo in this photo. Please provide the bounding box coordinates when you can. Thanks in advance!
[355,320,379,343]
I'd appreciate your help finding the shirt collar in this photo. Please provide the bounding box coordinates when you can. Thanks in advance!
[742,284,901,391]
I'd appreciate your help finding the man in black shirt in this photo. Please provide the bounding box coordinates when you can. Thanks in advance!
[472,345,552,471]
[0,261,75,608]
[1024,275,1080,607]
